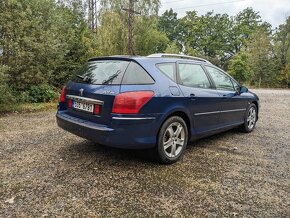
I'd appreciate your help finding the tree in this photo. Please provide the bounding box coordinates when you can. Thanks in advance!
[95,12,128,56]
[177,11,199,52]
[52,1,95,87]
[246,28,274,87]
[164,42,180,54]
[0,0,63,89]
[274,16,290,87]
[157,8,179,42]
[231,7,262,54]
[134,16,169,55]
[228,51,251,84]
[0,0,93,103]
[178,11,234,67]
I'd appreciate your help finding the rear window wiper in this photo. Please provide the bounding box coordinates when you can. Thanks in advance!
[76,74,85,80]
[102,70,122,85]
[76,74,93,83]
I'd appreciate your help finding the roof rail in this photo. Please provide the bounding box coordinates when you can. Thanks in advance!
[147,53,211,63]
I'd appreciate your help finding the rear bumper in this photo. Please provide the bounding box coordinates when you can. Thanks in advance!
[56,111,160,149]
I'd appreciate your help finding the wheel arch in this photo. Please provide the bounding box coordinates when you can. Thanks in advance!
[157,110,192,143]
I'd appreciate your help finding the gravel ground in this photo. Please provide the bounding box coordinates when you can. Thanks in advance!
[0,89,289,217]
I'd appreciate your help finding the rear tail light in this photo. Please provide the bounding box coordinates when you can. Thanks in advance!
[93,104,101,115]
[112,91,154,114]
[59,86,66,103]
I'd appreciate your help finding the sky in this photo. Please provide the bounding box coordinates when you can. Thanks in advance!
[159,0,290,28]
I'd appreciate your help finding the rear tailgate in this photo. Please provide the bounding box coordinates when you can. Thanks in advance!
[60,58,132,126]
[64,82,120,125]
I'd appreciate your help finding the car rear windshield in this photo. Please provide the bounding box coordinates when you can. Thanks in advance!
[73,60,154,85]
[73,60,129,85]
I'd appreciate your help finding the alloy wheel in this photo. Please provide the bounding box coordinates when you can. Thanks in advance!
[163,122,185,158]
[247,107,256,130]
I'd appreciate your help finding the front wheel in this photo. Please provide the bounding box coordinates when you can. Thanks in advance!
[156,116,188,164]
[240,103,257,133]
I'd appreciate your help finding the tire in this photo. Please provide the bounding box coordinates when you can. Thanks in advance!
[156,116,188,164]
[240,103,257,133]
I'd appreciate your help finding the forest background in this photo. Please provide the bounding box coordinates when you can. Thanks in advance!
[0,0,289,111]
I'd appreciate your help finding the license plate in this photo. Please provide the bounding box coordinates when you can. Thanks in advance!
[73,101,94,113]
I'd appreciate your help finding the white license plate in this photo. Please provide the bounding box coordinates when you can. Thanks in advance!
[73,101,94,113]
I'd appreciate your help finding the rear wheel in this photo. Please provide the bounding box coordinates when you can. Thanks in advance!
[156,116,188,164]
[240,103,257,133]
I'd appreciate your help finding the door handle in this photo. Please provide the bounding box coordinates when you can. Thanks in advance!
[189,93,196,100]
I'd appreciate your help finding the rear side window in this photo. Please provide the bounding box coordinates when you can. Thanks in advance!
[122,62,154,85]
[73,60,129,85]
[178,64,211,88]
[156,63,176,81]
[205,66,235,91]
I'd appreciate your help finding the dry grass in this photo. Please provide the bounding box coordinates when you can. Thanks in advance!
[0,102,57,115]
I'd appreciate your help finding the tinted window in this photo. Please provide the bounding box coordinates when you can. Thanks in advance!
[205,66,235,91]
[156,63,175,81]
[122,62,154,84]
[73,60,129,85]
[178,64,211,88]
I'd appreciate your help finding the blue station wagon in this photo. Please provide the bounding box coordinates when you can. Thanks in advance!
[56,53,259,164]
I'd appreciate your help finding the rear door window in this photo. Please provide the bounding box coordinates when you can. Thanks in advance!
[156,63,176,81]
[73,60,129,85]
[121,62,154,85]
[178,63,211,88]
[205,66,235,91]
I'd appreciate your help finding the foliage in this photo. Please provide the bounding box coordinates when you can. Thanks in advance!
[228,51,251,84]
[99,0,161,16]
[26,84,58,103]
[134,16,169,55]
[165,42,181,54]
[0,1,289,110]
[0,0,91,90]
[0,65,15,105]
[95,12,128,56]
[277,65,289,88]
[157,8,179,42]
[246,28,274,87]
[273,17,290,87]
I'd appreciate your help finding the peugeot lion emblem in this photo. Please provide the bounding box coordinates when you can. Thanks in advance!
[79,88,84,97]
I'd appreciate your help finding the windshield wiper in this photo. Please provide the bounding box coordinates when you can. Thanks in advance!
[102,70,122,85]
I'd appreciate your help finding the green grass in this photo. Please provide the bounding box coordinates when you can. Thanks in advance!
[0,101,57,114]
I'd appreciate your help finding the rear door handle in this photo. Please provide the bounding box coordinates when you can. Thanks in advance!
[189,93,196,100]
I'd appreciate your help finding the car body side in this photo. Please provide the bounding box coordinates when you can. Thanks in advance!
[56,56,259,149]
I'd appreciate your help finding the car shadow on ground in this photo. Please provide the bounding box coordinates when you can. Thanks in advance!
[58,127,243,165]
[59,139,159,165]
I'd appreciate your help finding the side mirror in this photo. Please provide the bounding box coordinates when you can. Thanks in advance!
[240,86,248,94]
